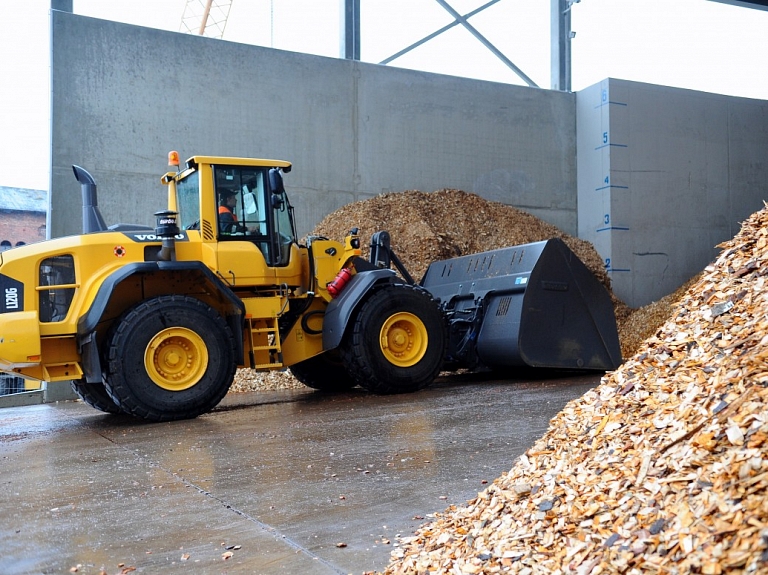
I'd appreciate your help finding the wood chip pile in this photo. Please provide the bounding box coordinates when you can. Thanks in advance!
[369,204,768,575]
[311,189,610,290]
[230,189,684,392]
[617,274,701,360]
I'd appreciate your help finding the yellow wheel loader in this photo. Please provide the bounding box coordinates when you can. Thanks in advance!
[0,152,622,421]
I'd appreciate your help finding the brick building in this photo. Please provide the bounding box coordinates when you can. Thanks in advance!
[0,186,47,250]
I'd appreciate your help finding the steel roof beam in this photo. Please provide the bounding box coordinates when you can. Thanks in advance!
[379,0,501,65]
[377,0,538,88]
[340,0,360,59]
[433,0,539,87]
[551,0,574,92]
[707,0,768,9]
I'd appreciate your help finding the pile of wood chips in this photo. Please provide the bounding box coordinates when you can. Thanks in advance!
[311,190,610,290]
[617,274,701,360]
[229,189,686,392]
[369,203,768,575]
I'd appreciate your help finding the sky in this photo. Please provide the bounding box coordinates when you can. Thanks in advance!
[1,0,766,191]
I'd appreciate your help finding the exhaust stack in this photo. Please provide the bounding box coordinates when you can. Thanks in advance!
[72,165,107,234]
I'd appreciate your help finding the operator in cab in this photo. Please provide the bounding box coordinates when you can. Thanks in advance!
[218,188,239,234]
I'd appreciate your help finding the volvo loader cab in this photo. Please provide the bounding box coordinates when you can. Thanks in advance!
[169,153,296,268]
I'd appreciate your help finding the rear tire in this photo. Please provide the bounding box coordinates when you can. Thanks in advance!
[71,378,121,414]
[104,295,236,422]
[289,352,357,392]
[340,285,446,394]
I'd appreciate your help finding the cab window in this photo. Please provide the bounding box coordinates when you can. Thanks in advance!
[214,166,276,260]
[214,167,269,238]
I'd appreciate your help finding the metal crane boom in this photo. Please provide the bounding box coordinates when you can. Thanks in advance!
[180,0,233,39]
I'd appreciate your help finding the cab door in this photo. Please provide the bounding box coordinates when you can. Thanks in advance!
[213,166,277,286]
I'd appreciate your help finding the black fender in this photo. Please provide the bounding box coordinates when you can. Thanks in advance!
[322,268,397,350]
[76,261,245,383]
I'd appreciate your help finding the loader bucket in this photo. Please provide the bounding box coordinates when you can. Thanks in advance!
[421,238,622,371]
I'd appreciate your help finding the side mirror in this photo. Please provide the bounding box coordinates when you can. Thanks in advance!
[268,168,285,194]
[271,193,285,211]
[269,168,286,210]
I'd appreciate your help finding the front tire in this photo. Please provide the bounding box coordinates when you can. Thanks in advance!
[104,295,236,422]
[340,285,446,394]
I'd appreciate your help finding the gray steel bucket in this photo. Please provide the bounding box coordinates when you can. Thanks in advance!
[421,238,622,371]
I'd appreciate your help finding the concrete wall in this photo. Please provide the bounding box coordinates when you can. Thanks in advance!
[577,79,768,307]
[50,12,768,308]
[50,11,576,241]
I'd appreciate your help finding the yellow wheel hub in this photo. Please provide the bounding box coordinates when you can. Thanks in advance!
[379,312,428,367]
[144,327,208,391]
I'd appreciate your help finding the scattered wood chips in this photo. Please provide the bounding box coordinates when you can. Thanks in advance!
[366,203,768,574]
[230,189,689,392]
[229,368,304,393]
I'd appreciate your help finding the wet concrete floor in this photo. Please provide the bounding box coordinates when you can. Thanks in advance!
[0,372,601,574]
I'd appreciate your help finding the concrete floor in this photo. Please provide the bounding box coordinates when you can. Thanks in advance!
[0,372,601,575]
